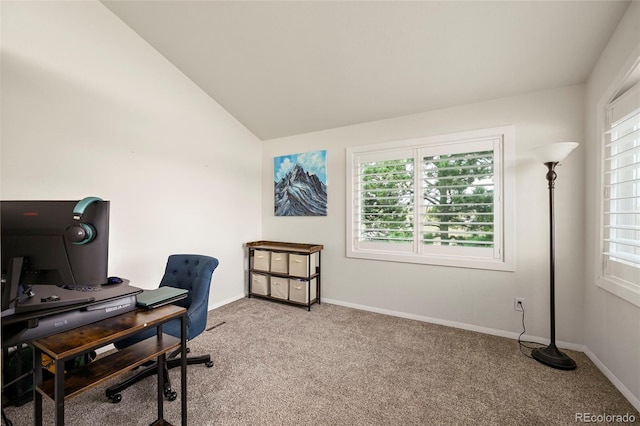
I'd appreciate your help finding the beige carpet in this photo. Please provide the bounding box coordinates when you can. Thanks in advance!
[3,297,638,425]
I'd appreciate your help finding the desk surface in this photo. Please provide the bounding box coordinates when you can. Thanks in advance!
[32,304,185,360]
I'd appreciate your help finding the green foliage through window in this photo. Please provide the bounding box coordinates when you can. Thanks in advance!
[358,151,495,248]
[360,158,414,243]
[422,150,494,247]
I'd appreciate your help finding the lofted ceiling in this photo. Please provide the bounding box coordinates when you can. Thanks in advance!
[101,1,631,140]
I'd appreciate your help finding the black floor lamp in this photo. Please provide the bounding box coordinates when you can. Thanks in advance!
[530,142,579,370]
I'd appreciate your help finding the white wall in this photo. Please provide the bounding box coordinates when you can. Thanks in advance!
[0,1,262,307]
[262,85,585,345]
[4,0,637,411]
[584,1,640,409]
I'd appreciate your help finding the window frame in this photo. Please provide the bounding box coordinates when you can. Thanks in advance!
[346,126,515,271]
[597,81,640,307]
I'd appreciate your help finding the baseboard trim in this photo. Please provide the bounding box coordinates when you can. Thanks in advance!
[208,293,246,311]
[96,344,115,355]
[583,347,640,412]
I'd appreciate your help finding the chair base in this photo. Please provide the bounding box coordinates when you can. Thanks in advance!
[105,350,214,403]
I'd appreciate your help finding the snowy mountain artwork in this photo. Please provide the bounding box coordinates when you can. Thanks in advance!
[274,150,327,216]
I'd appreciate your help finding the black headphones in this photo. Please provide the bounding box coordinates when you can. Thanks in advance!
[65,196,103,245]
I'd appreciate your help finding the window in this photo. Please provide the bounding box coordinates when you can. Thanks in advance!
[599,82,640,305]
[346,126,515,271]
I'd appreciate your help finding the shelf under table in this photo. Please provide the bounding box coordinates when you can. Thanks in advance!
[37,334,180,401]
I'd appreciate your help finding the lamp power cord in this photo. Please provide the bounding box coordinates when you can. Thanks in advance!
[517,301,545,359]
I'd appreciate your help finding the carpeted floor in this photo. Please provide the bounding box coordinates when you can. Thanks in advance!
[3,297,638,425]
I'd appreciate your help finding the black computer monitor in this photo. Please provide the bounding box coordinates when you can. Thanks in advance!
[1,199,110,310]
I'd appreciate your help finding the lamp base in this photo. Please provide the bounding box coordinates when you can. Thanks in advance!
[531,343,577,370]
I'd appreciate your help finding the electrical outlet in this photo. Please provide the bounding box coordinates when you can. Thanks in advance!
[514,298,524,311]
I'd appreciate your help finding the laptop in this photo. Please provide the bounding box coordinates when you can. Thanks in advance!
[136,287,188,309]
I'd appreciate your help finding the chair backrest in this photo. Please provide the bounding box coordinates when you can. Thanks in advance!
[159,254,219,339]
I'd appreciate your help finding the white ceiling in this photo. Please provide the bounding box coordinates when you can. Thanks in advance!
[101,1,630,140]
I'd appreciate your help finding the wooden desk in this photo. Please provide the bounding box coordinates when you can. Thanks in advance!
[31,304,187,426]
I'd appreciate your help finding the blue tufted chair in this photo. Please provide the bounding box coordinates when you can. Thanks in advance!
[105,254,219,403]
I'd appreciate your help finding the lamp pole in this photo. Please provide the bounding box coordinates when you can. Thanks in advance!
[531,161,577,370]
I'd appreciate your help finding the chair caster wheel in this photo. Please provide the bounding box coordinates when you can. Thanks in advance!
[164,388,177,401]
[108,394,122,403]
[205,361,214,368]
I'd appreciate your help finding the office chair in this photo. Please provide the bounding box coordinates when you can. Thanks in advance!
[105,254,219,403]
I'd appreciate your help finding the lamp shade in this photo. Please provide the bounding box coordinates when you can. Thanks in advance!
[529,142,579,163]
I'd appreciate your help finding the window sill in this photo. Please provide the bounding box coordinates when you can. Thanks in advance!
[347,249,515,272]
[596,276,640,308]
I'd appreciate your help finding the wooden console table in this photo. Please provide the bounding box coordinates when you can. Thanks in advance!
[31,304,187,426]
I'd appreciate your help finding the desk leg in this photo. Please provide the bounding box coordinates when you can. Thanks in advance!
[181,314,187,426]
[54,357,64,426]
[33,347,42,426]
[156,325,164,422]
[156,352,166,421]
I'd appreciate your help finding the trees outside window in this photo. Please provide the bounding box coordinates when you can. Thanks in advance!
[422,150,494,248]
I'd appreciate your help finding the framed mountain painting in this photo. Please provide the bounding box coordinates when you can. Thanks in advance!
[274,150,327,216]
